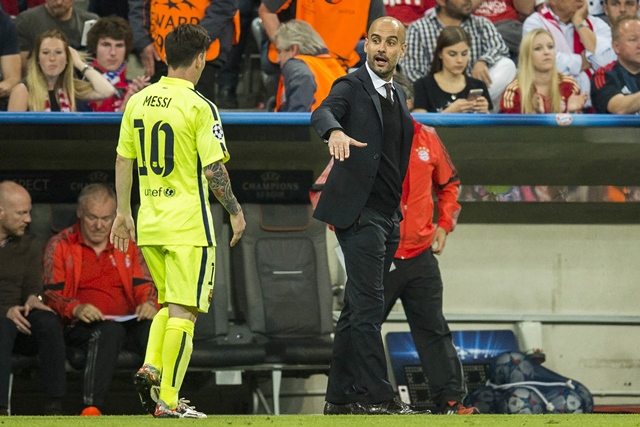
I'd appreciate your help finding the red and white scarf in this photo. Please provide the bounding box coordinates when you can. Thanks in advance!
[44,88,71,112]
[538,6,594,77]
[89,60,128,112]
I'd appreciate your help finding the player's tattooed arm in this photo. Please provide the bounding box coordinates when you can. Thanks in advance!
[204,161,242,215]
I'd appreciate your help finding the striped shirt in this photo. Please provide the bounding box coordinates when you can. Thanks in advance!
[401,10,510,82]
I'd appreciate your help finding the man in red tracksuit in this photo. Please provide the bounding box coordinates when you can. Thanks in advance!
[382,73,478,415]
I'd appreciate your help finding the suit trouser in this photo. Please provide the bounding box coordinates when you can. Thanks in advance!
[64,319,151,408]
[326,207,399,405]
[0,310,67,408]
[383,248,466,407]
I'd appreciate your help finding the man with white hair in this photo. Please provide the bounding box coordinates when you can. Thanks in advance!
[273,20,346,112]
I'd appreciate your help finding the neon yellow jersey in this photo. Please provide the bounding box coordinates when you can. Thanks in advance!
[117,76,230,247]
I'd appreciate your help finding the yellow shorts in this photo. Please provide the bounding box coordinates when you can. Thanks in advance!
[141,245,215,313]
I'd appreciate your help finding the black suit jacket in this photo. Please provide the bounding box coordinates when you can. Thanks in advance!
[311,65,414,229]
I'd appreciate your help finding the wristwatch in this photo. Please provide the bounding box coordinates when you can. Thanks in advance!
[81,64,94,75]
[575,21,589,31]
[30,293,43,302]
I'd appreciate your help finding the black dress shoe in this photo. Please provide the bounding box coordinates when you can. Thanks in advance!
[364,397,431,415]
[323,401,368,415]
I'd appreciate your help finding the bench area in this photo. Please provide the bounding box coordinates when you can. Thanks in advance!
[3,112,640,414]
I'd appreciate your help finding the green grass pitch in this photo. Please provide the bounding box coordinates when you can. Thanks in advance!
[5,414,640,427]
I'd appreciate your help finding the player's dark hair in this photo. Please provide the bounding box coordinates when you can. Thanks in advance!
[165,24,211,69]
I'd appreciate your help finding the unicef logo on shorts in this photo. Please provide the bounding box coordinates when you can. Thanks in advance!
[164,187,176,197]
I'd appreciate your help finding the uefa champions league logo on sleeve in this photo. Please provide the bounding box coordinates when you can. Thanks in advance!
[212,123,225,140]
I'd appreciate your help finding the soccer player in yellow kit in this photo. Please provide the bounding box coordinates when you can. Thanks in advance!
[110,24,246,419]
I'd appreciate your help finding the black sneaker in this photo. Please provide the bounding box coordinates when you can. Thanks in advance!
[134,363,161,414]
[441,401,480,415]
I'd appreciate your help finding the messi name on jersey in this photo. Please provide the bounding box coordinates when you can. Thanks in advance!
[143,95,173,108]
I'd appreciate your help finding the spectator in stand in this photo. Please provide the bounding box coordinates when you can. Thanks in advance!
[522,0,616,103]
[15,0,99,74]
[501,28,587,112]
[8,29,114,111]
[85,15,149,112]
[402,0,516,108]
[413,26,492,112]
[601,0,639,26]
[471,0,535,60]
[43,184,158,416]
[0,181,67,416]
[0,8,21,111]
[128,0,240,103]
[273,20,346,112]
[591,16,640,113]
[217,0,260,109]
[257,0,385,102]
[385,0,433,26]
[0,0,44,17]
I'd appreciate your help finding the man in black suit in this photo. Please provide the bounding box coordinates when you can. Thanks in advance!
[311,16,423,416]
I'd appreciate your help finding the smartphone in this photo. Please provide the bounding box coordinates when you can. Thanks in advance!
[398,385,411,404]
[466,89,483,101]
[81,19,97,47]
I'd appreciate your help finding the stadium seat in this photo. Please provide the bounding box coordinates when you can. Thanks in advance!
[231,204,335,414]
[189,203,266,369]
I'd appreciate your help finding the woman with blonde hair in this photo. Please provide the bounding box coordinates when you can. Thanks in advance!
[8,29,114,111]
[500,29,587,114]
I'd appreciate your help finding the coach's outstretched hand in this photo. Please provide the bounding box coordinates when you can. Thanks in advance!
[110,213,136,253]
[328,129,367,162]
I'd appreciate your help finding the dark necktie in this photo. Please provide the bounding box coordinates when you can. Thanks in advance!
[385,82,394,106]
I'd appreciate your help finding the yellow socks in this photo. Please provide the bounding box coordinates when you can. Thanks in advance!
[158,317,194,408]
[143,307,169,370]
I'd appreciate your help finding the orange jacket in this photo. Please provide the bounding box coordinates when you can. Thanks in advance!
[396,120,461,259]
[268,0,371,69]
[275,53,346,112]
[150,0,240,62]
[42,223,158,323]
